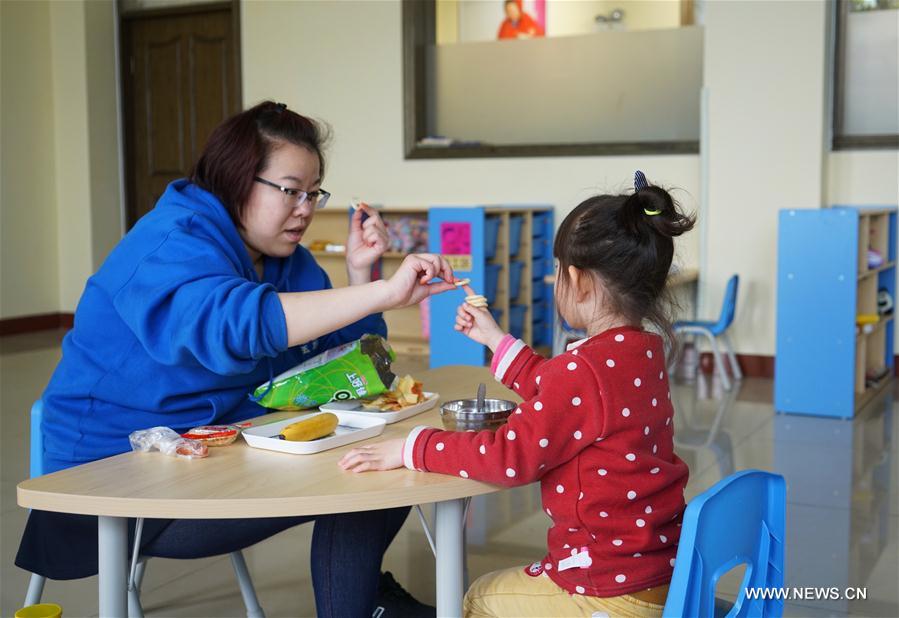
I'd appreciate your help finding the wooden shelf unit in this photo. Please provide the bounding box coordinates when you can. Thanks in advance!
[428,206,554,368]
[776,206,896,418]
[302,205,555,363]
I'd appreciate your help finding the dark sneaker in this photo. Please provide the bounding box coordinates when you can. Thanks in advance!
[372,571,436,618]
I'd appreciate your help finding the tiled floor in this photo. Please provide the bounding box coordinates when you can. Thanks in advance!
[1,330,896,617]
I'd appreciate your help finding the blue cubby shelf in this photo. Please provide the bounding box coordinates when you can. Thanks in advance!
[775,206,897,418]
[429,206,554,368]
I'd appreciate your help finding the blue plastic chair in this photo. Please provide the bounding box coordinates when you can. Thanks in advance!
[673,275,742,390]
[23,400,265,617]
[663,470,786,618]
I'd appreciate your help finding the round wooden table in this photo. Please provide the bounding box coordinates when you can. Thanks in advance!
[18,365,515,617]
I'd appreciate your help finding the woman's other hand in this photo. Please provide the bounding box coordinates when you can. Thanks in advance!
[339,439,405,472]
[346,202,389,284]
[383,254,456,308]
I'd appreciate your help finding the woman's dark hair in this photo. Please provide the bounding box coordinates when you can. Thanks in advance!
[190,100,330,225]
[553,178,696,345]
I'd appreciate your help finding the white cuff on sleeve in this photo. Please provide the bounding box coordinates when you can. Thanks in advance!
[403,425,430,470]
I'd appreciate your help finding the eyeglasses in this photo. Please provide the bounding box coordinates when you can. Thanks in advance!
[254,176,331,210]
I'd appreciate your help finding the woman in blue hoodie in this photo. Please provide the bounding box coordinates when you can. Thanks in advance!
[16,101,453,616]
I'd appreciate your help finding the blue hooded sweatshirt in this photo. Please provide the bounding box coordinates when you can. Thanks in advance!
[42,180,386,473]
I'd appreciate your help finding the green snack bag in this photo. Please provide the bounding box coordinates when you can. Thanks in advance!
[252,334,397,410]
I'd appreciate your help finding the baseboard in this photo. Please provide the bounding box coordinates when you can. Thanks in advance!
[699,352,774,379]
[0,313,74,336]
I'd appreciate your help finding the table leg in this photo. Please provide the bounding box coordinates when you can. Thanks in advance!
[98,515,128,618]
[435,498,465,617]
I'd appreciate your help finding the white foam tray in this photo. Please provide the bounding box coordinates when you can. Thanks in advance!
[241,411,386,455]
[318,392,439,424]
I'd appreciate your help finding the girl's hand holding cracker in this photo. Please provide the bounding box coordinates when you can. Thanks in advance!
[455,284,506,351]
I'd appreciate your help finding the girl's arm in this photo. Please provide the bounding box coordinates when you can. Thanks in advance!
[340,351,604,486]
[454,297,550,401]
[490,335,550,401]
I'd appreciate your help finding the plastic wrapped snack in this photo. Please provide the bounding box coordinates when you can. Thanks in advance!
[129,427,209,459]
[181,425,239,446]
[252,334,396,410]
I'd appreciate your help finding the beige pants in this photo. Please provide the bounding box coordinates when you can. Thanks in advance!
[463,566,665,618]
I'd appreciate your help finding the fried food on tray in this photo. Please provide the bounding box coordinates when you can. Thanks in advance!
[363,375,425,411]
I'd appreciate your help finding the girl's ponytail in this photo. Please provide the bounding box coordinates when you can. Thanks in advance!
[617,172,694,241]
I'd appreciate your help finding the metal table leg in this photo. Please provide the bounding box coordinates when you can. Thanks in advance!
[98,516,127,618]
[434,498,465,617]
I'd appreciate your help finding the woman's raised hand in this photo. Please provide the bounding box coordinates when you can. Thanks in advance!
[384,254,456,308]
[346,203,389,282]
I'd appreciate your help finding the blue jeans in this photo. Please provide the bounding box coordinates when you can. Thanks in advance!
[18,507,411,617]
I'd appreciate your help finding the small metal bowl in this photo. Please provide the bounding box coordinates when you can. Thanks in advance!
[440,398,516,431]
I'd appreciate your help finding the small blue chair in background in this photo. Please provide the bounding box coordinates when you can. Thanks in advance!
[672,274,742,391]
[24,400,266,617]
[663,470,786,618]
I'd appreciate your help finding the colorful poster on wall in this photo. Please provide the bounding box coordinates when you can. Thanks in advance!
[523,0,546,30]
[498,0,545,39]
[440,222,473,271]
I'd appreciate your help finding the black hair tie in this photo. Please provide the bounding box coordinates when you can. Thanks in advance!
[275,102,287,113]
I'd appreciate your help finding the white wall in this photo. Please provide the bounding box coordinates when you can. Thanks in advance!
[50,1,95,311]
[0,0,122,318]
[458,0,505,42]
[828,151,899,206]
[84,0,125,270]
[1,0,61,318]
[703,0,828,356]
[241,0,701,275]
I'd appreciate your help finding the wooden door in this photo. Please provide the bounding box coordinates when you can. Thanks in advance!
[122,4,239,227]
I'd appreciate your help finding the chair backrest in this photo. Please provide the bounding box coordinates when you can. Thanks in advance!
[713,275,740,334]
[663,470,786,618]
[29,400,44,479]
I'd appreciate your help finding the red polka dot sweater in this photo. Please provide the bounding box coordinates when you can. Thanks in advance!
[402,326,689,597]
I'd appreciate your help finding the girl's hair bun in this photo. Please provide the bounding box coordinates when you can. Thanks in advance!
[618,181,694,242]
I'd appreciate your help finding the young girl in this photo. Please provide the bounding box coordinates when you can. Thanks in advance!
[340,171,695,617]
